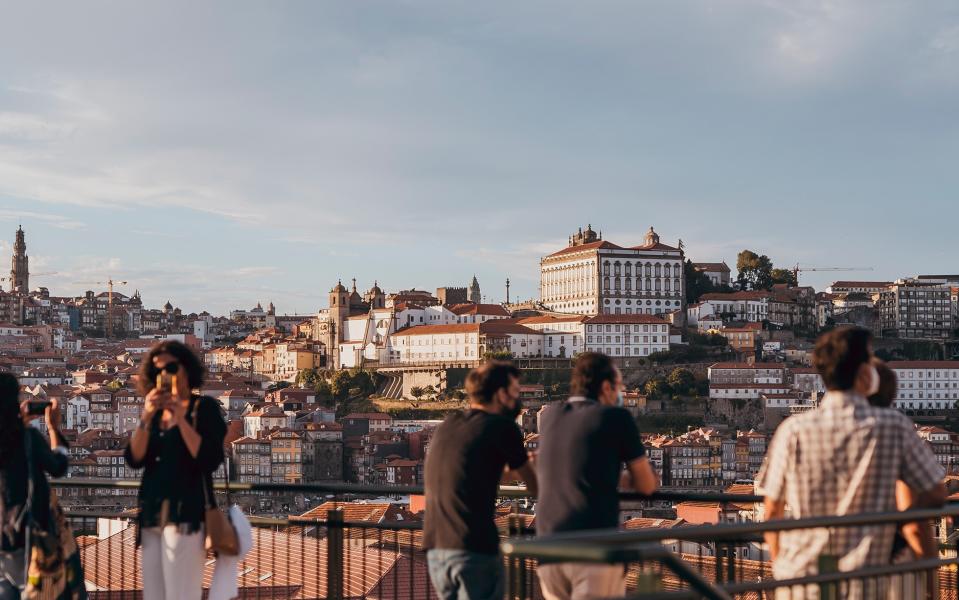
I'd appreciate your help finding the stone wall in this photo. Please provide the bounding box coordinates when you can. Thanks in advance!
[705,397,765,431]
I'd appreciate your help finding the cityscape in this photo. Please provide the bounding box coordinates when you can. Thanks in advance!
[4,222,959,490]
[3,2,959,598]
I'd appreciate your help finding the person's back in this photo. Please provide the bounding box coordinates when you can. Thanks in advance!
[423,409,526,553]
[535,353,656,600]
[536,400,642,535]
[423,362,535,600]
[762,396,931,569]
[758,327,945,598]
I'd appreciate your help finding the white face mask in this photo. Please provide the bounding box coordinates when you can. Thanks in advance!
[865,364,881,397]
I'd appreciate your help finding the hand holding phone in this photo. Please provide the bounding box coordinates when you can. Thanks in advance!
[27,400,52,416]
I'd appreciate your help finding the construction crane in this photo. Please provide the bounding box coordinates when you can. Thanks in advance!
[74,278,129,338]
[791,265,874,285]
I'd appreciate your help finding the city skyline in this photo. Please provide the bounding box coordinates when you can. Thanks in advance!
[2,2,958,314]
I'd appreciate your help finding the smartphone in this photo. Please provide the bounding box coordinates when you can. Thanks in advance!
[27,400,52,415]
[156,372,176,393]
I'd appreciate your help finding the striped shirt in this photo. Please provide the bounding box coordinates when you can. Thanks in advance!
[757,390,944,584]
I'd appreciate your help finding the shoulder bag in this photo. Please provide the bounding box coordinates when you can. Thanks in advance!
[194,397,241,556]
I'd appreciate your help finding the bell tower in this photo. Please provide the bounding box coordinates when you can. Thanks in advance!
[10,226,28,294]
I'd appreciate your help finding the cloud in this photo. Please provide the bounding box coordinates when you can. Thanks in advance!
[0,111,75,143]
[0,209,85,230]
[0,1,956,310]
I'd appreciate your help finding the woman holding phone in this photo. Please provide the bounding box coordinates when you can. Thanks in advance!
[0,372,68,599]
[125,341,227,600]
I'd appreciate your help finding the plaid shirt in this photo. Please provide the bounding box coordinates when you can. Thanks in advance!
[757,390,944,581]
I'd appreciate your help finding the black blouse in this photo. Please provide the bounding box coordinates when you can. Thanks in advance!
[124,395,227,539]
[0,428,69,551]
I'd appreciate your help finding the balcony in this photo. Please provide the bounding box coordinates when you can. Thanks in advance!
[50,480,959,599]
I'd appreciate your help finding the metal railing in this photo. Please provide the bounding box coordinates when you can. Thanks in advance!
[503,504,959,599]
[51,478,959,599]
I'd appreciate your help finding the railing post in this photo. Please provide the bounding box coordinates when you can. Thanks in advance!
[326,509,344,600]
[506,513,528,600]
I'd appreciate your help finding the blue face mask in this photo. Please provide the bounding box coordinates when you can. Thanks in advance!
[615,391,624,407]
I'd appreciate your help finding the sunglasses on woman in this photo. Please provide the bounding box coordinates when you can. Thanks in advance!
[147,361,180,379]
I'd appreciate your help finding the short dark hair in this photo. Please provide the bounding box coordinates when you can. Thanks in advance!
[813,327,872,391]
[137,340,205,395]
[465,361,520,405]
[868,360,897,408]
[570,352,618,399]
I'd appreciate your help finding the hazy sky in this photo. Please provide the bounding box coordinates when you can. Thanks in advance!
[1,1,957,316]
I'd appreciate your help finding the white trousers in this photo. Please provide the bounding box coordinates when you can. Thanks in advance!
[538,563,626,600]
[141,526,206,600]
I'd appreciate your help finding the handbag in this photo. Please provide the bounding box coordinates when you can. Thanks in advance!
[197,399,240,557]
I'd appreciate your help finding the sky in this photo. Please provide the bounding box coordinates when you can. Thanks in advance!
[1,1,957,316]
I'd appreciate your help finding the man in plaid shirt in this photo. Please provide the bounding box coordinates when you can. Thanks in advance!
[757,327,946,598]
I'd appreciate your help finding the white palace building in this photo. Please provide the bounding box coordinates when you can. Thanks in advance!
[539,225,685,317]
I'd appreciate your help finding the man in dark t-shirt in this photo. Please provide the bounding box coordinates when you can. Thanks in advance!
[537,352,658,600]
[424,361,538,600]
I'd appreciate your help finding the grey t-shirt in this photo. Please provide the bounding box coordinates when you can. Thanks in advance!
[536,398,646,536]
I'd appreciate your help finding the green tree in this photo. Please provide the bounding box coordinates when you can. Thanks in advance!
[296,368,319,388]
[330,370,353,398]
[684,259,715,303]
[666,368,695,396]
[314,380,334,405]
[736,250,774,290]
[451,389,467,401]
[423,385,437,400]
[770,268,798,286]
[643,377,670,399]
[410,386,425,402]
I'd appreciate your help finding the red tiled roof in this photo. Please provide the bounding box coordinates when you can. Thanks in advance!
[624,517,685,529]
[888,361,959,369]
[80,524,413,598]
[693,262,730,272]
[630,241,680,252]
[516,315,588,325]
[292,501,411,524]
[546,240,623,258]
[448,303,511,317]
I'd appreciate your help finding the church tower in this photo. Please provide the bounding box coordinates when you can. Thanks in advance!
[469,275,481,304]
[325,280,350,367]
[10,226,28,294]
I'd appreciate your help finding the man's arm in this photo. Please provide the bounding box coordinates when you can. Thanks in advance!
[763,498,786,561]
[896,480,940,559]
[511,462,538,497]
[626,456,657,495]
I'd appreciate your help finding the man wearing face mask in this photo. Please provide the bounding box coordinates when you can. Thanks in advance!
[424,361,537,600]
[536,352,658,600]
[758,326,946,599]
